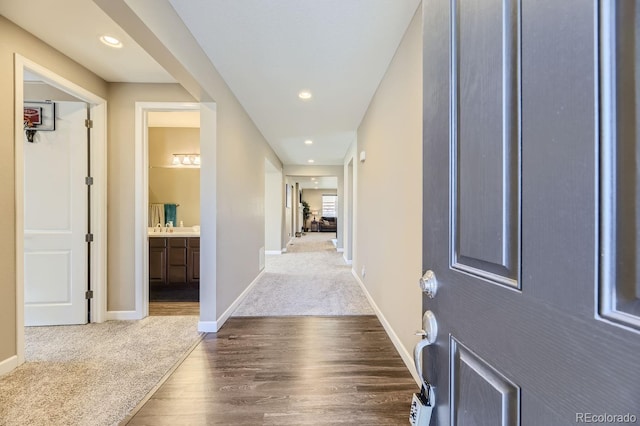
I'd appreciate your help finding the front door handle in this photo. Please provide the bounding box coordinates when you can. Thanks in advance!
[411,310,438,425]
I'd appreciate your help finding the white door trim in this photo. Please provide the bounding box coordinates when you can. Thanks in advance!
[14,54,108,365]
[131,102,203,320]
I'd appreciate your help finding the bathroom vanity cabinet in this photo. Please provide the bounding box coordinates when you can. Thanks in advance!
[149,236,199,301]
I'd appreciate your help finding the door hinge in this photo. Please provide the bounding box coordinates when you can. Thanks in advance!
[85,119,93,128]
[85,233,94,243]
[85,290,94,299]
[85,176,93,185]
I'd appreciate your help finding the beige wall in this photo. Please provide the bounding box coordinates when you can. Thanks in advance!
[215,99,283,318]
[148,127,200,227]
[354,7,423,363]
[107,83,196,311]
[0,16,108,365]
[106,80,285,321]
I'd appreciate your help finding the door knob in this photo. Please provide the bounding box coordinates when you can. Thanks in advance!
[419,270,438,298]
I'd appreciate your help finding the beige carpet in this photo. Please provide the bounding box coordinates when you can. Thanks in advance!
[233,232,374,316]
[0,316,201,426]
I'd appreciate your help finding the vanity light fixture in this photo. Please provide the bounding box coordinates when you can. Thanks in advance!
[298,90,312,100]
[172,153,201,167]
[100,35,123,48]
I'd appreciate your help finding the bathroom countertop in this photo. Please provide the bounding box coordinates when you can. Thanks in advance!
[148,227,200,238]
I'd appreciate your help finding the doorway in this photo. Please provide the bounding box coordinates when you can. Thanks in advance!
[133,102,215,325]
[14,55,107,365]
[23,84,88,326]
[264,159,283,256]
[345,158,354,264]
[147,111,201,314]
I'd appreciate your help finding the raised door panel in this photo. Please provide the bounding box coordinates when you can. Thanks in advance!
[451,0,521,288]
[450,337,520,425]
[600,1,640,331]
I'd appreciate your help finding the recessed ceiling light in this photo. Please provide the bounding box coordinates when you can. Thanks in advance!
[298,90,312,100]
[311,177,316,181]
[100,35,123,48]
[304,139,313,145]
[307,159,315,163]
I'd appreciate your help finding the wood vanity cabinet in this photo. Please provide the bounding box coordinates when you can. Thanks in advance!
[149,238,167,284]
[167,238,188,284]
[149,237,200,286]
[188,237,200,283]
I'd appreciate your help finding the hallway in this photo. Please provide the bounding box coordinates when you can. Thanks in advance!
[233,232,373,316]
[125,234,417,424]
[0,232,417,425]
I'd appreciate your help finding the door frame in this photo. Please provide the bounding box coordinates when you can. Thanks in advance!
[14,54,108,364]
[132,102,205,319]
[264,158,283,255]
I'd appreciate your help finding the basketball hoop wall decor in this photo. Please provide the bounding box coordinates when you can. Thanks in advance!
[24,100,56,142]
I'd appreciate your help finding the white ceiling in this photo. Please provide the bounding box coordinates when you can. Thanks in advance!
[1,0,420,166]
[297,176,338,190]
[167,0,420,165]
[0,0,174,83]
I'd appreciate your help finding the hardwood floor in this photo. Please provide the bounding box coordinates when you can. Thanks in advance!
[149,301,200,316]
[127,316,418,425]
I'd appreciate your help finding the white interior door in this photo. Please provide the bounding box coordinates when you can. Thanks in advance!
[24,101,88,326]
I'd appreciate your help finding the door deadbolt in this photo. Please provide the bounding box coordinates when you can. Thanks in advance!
[419,270,438,298]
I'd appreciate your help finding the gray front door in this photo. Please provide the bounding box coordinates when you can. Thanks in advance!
[422,1,640,424]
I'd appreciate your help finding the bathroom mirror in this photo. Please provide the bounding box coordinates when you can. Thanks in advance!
[148,118,200,228]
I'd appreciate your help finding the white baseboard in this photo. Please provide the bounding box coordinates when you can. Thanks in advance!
[337,248,344,253]
[211,269,266,332]
[281,247,287,253]
[351,270,420,386]
[0,355,18,377]
[106,310,142,320]
[198,321,218,333]
[265,250,282,255]
[343,254,353,265]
